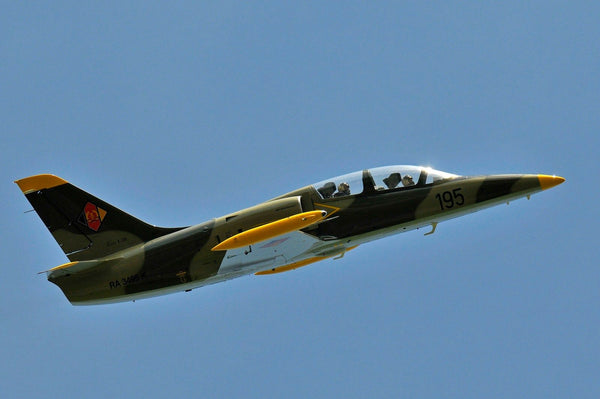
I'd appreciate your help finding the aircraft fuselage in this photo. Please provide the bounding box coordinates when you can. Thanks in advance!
[15,167,564,305]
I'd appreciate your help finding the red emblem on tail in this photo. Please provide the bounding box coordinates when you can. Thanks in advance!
[82,202,106,231]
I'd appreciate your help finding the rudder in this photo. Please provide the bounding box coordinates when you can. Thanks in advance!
[16,174,182,261]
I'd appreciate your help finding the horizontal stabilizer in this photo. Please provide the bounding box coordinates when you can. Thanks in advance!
[212,210,327,251]
[42,258,122,279]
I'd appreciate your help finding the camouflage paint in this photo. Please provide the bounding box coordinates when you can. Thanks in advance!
[15,169,564,305]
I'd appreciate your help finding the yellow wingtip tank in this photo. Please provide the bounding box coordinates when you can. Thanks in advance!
[211,210,327,251]
[15,174,69,194]
[255,256,328,275]
[255,245,358,275]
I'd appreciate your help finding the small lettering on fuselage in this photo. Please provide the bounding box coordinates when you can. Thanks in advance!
[106,237,129,247]
[109,272,146,289]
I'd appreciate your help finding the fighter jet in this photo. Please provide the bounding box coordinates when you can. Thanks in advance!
[15,166,564,305]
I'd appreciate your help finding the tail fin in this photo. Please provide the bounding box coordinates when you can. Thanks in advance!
[15,174,183,261]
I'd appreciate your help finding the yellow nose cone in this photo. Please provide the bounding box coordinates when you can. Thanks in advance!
[538,175,565,190]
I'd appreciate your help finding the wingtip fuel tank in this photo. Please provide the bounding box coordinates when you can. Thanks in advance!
[211,210,327,251]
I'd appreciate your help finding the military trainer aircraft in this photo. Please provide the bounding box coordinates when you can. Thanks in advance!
[16,166,564,305]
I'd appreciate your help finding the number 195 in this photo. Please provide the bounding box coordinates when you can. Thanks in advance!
[435,188,465,210]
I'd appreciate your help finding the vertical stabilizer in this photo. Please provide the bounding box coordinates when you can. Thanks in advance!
[15,174,183,261]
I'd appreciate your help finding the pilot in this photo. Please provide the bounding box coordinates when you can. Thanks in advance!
[402,175,415,187]
[334,182,351,197]
[383,173,401,189]
[318,182,336,198]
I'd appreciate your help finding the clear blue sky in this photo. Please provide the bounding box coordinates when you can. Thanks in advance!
[1,2,598,398]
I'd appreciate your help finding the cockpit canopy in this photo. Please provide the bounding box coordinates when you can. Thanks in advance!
[313,165,459,199]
